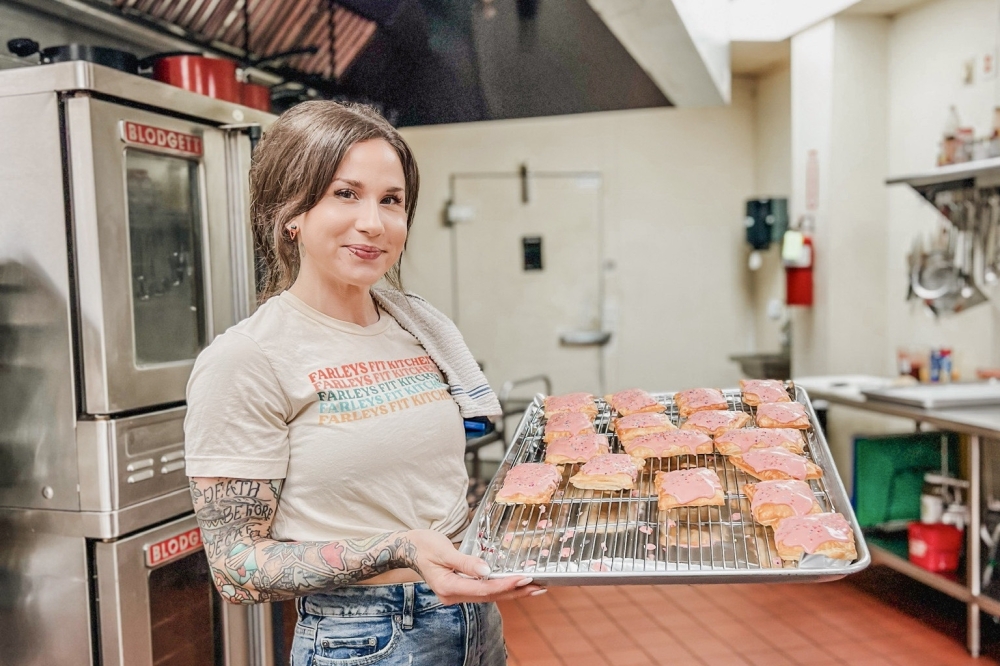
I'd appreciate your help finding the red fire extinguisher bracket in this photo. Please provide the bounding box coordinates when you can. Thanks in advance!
[784,232,814,307]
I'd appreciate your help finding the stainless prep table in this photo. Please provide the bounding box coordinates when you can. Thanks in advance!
[805,382,1000,657]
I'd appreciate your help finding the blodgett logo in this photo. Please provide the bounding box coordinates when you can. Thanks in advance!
[145,527,203,567]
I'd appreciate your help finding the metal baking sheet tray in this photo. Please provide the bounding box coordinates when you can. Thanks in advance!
[460,386,870,585]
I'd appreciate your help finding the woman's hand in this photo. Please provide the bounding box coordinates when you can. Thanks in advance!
[404,529,545,604]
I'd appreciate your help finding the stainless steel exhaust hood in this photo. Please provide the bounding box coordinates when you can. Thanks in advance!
[11,0,732,125]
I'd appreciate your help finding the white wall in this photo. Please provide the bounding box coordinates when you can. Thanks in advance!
[749,63,792,352]
[886,0,1000,377]
[399,80,759,394]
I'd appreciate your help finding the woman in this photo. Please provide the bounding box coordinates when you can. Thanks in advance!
[184,101,542,666]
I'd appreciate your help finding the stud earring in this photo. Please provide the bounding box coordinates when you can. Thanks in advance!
[287,223,298,241]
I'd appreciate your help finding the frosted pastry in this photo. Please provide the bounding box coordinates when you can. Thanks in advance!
[545,433,610,465]
[740,379,791,406]
[729,447,823,481]
[680,410,750,437]
[714,428,805,456]
[654,468,725,510]
[604,388,665,416]
[496,463,563,504]
[623,430,713,459]
[755,402,810,429]
[544,392,598,419]
[743,480,822,527]
[773,512,857,561]
[673,388,728,418]
[568,453,641,491]
[543,411,595,443]
[614,412,677,443]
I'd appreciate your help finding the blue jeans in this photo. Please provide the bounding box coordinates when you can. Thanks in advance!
[291,583,506,666]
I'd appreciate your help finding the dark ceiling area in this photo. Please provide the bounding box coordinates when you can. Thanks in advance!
[99,0,672,126]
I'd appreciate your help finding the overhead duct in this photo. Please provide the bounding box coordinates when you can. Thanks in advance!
[587,0,731,107]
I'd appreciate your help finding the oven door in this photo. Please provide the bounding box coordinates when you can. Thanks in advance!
[65,96,248,415]
[93,513,251,666]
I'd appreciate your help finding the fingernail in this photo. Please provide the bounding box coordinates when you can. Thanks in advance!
[530,589,548,596]
[475,564,492,577]
[516,577,533,587]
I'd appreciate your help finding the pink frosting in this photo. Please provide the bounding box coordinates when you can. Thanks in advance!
[545,392,595,413]
[496,463,562,500]
[658,468,722,504]
[616,412,674,430]
[608,388,659,414]
[716,428,802,454]
[675,388,726,411]
[625,430,711,456]
[774,513,852,553]
[741,447,808,479]
[750,480,816,515]
[757,402,807,424]
[546,434,609,461]
[741,380,789,404]
[682,410,747,432]
[545,411,594,437]
[579,453,638,480]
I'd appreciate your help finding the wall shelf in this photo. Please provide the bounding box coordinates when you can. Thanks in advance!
[886,157,1000,198]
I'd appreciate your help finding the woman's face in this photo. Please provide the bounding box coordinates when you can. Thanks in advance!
[293,138,408,290]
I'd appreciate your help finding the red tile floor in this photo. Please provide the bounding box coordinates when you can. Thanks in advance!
[498,566,997,666]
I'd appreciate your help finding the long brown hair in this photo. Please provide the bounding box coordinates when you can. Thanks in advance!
[250,100,419,302]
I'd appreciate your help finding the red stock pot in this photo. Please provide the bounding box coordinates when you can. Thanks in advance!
[240,81,272,112]
[142,52,241,103]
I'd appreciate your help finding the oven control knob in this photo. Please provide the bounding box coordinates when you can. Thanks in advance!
[41,485,54,499]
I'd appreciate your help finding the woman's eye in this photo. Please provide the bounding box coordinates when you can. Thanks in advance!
[381,195,403,205]
[335,189,357,199]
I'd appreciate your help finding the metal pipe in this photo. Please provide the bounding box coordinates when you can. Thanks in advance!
[969,434,982,657]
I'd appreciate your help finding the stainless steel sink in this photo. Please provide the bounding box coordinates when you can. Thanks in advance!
[729,353,791,380]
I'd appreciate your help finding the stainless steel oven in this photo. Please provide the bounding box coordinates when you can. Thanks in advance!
[0,61,273,666]
[95,514,223,666]
[67,96,240,415]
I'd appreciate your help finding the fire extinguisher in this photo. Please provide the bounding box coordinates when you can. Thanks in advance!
[783,219,814,306]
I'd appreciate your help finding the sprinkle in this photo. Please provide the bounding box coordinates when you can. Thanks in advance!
[731,512,742,521]
[601,543,607,551]
[524,559,536,566]
[560,529,576,542]
[638,526,653,535]
[540,549,549,557]
[630,490,640,498]
[537,520,549,529]
[645,544,656,551]
[560,547,574,558]
[539,506,546,514]
[502,534,513,545]
[522,520,529,526]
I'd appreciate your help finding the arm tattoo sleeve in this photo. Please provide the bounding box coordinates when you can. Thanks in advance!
[189,478,420,604]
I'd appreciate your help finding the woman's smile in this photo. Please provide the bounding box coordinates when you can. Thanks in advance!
[345,244,386,260]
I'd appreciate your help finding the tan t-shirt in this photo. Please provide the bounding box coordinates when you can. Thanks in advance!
[184,291,470,543]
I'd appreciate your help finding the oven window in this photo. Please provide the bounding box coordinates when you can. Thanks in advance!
[148,552,220,666]
[125,150,207,366]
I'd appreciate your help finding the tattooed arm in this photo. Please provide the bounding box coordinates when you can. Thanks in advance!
[189,477,542,605]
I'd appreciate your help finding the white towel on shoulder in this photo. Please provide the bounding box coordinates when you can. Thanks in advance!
[373,288,502,419]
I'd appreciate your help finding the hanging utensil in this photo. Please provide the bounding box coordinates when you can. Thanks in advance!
[987,194,1000,286]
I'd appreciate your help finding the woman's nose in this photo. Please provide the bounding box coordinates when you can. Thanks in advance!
[355,198,384,234]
